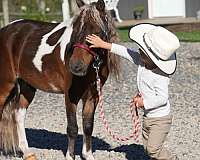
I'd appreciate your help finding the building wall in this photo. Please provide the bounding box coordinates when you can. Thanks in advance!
[117,0,148,20]
[117,0,200,20]
[186,0,200,17]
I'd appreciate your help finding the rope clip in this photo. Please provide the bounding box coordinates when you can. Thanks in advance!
[93,55,103,71]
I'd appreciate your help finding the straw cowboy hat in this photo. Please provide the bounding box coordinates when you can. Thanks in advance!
[129,23,180,75]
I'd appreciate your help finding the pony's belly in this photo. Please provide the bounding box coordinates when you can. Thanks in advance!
[20,73,66,94]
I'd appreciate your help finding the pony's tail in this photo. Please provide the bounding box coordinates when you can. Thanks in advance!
[0,81,20,154]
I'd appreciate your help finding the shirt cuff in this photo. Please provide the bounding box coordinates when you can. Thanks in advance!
[111,43,119,53]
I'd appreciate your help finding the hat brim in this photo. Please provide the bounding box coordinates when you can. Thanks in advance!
[129,23,177,75]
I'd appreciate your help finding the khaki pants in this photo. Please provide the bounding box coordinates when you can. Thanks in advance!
[142,114,174,160]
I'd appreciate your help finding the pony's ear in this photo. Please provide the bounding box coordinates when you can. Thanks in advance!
[76,0,85,8]
[96,0,105,11]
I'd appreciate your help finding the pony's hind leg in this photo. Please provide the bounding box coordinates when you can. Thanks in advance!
[15,79,36,160]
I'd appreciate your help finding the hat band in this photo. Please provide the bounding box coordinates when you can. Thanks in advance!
[143,34,167,61]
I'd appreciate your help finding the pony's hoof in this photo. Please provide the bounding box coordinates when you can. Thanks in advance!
[82,154,95,160]
[23,153,37,160]
[66,152,74,160]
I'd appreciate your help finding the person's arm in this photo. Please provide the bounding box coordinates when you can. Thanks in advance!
[86,34,140,64]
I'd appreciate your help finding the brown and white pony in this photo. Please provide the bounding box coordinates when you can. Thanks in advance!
[0,0,120,160]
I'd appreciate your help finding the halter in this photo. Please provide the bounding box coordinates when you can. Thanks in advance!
[73,43,97,58]
[73,43,103,69]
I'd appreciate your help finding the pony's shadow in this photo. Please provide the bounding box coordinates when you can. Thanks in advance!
[26,128,149,160]
[26,128,110,156]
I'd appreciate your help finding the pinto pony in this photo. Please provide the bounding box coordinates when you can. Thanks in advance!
[0,0,120,160]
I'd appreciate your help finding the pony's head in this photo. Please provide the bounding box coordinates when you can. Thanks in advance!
[68,0,120,77]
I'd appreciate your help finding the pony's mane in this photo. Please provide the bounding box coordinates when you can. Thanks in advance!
[105,12,121,80]
[71,3,121,79]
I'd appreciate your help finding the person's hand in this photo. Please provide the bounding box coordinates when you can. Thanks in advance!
[86,34,103,48]
[86,34,112,50]
[131,93,144,108]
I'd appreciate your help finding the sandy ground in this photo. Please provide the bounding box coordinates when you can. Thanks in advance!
[0,42,200,160]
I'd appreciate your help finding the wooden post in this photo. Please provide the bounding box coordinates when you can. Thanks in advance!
[69,0,79,16]
[2,0,9,25]
[62,0,71,22]
[37,0,46,15]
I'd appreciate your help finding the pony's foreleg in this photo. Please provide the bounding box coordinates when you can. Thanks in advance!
[81,92,97,160]
[65,97,78,160]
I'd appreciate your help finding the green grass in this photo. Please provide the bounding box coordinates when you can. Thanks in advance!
[117,29,200,42]
[175,31,200,42]
[117,28,130,42]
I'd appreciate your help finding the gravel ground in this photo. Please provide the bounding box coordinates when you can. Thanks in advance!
[1,42,200,160]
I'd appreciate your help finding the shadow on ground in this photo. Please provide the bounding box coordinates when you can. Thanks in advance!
[26,128,149,160]
[26,128,110,156]
[110,144,150,160]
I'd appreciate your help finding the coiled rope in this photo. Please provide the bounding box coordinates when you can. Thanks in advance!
[96,73,141,143]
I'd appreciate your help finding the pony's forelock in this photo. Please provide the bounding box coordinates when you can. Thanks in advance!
[72,4,106,35]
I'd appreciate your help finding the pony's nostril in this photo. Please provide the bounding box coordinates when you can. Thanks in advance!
[69,60,88,76]
[74,61,84,71]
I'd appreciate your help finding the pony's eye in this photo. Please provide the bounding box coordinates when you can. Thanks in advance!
[94,31,106,38]
[93,32,101,36]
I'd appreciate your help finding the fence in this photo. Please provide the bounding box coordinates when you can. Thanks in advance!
[0,0,122,28]
[0,0,63,27]
[0,12,63,28]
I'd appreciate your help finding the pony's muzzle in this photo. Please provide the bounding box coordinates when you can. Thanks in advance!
[69,60,88,76]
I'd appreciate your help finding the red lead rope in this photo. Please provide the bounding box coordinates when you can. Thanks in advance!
[96,76,141,143]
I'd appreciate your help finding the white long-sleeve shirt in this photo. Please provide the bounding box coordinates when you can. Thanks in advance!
[111,43,170,117]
